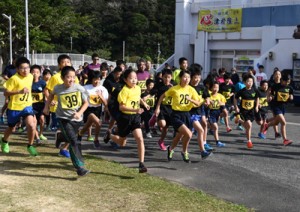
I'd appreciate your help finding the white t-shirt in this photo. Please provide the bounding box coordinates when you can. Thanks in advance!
[84,84,109,107]
[256,72,268,86]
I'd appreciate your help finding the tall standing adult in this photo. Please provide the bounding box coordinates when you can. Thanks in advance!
[81,53,101,85]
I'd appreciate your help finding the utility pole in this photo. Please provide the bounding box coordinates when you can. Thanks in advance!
[70,37,73,52]
[157,43,161,67]
[25,0,30,58]
[123,41,125,61]
[2,13,12,64]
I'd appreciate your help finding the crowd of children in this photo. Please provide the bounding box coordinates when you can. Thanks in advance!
[0,55,294,177]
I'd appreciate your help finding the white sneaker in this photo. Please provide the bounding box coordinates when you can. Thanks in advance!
[146,132,152,138]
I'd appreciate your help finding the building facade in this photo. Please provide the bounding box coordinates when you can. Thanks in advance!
[175,0,300,79]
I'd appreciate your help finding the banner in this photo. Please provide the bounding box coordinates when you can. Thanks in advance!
[198,8,242,32]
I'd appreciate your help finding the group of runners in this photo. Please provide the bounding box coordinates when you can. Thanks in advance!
[0,54,294,176]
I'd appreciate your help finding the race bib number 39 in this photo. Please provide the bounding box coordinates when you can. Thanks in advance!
[241,99,254,110]
[60,92,82,109]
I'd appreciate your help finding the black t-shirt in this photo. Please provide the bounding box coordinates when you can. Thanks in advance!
[270,84,293,107]
[150,81,173,107]
[257,88,268,113]
[235,87,258,111]
[219,83,235,104]
[190,83,210,115]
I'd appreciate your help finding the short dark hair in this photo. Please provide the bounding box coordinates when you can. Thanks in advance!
[223,72,231,80]
[16,57,30,68]
[57,54,71,65]
[116,60,125,67]
[92,53,99,59]
[179,70,191,78]
[113,66,123,73]
[179,57,188,65]
[260,80,268,86]
[161,68,172,76]
[242,73,254,82]
[43,69,53,76]
[258,65,264,69]
[100,62,108,71]
[30,64,42,73]
[146,78,154,86]
[61,66,75,78]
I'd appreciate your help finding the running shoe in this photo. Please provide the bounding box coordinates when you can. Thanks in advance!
[0,116,4,124]
[110,141,119,149]
[55,132,63,148]
[258,132,266,139]
[103,130,110,143]
[93,139,100,149]
[146,132,152,138]
[27,145,38,156]
[275,132,282,139]
[220,117,225,125]
[181,152,190,163]
[77,167,90,176]
[283,139,293,146]
[262,123,269,134]
[1,139,9,153]
[59,149,70,158]
[51,127,58,132]
[35,139,42,146]
[204,143,214,152]
[138,162,148,173]
[148,114,157,127]
[216,141,226,147]
[167,146,174,161]
[39,134,47,141]
[201,151,212,160]
[247,141,253,149]
[226,127,232,133]
[158,139,167,151]
[87,136,94,142]
[236,125,244,131]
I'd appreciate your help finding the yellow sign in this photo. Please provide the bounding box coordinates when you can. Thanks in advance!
[198,8,242,32]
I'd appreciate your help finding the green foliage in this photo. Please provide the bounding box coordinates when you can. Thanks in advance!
[0,0,175,65]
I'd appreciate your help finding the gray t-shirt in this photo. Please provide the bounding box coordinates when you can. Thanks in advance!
[53,83,88,122]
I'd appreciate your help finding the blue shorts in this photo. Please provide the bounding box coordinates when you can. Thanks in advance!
[271,105,285,115]
[190,114,202,123]
[209,109,221,124]
[6,106,34,127]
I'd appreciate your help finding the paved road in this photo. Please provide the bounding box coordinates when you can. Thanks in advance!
[1,91,299,211]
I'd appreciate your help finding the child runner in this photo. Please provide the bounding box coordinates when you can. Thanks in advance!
[42,69,52,131]
[189,63,213,152]
[219,73,234,132]
[189,66,213,158]
[141,79,155,138]
[256,80,269,139]
[106,68,149,173]
[43,66,90,176]
[208,81,227,148]
[262,74,293,146]
[30,65,47,144]
[78,71,108,148]
[1,57,38,156]
[234,73,259,149]
[151,68,174,151]
[155,70,201,163]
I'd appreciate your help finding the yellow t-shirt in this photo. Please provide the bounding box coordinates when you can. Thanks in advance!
[209,93,226,110]
[164,85,199,111]
[118,85,141,115]
[4,73,33,111]
[46,71,79,112]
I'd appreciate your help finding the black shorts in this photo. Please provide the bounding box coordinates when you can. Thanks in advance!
[83,106,102,123]
[208,109,221,124]
[157,105,172,126]
[240,109,255,122]
[255,110,268,122]
[108,105,121,122]
[171,111,192,132]
[117,113,141,137]
[33,102,45,121]
[271,105,286,116]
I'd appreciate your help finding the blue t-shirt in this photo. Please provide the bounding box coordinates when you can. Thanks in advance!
[2,65,16,78]
[32,80,46,105]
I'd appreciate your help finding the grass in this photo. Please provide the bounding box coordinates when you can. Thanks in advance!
[0,136,251,211]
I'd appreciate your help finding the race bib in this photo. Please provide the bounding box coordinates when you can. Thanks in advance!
[60,92,82,109]
[241,99,254,110]
[137,81,146,90]
[146,96,155,108]
[89,94,102,106]
[277,92,289,102]
[210,100,220,110]
[162,96,172,105]
[259,97,268,107]
[222,91,231,99]
[32,92,43,103]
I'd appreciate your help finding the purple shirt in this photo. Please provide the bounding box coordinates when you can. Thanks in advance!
[136,70,150,81]
[83,63,101,74]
